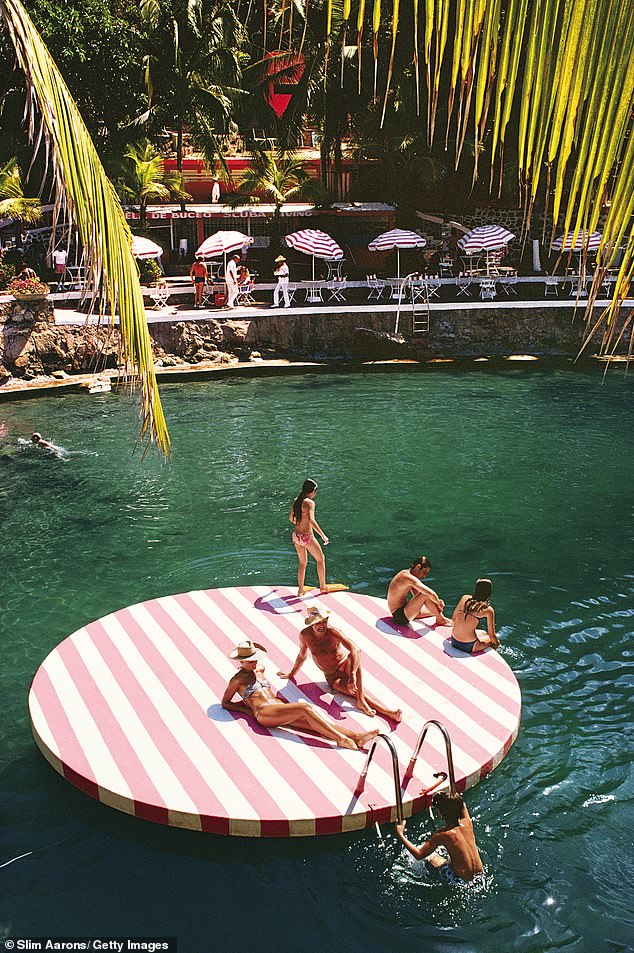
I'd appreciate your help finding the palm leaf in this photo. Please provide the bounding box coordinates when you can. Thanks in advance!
[0,0,169,456]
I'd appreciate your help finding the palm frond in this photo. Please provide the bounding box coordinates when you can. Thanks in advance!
[0,0,170,455]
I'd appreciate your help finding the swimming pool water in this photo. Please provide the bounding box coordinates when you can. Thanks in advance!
[1,365,632,952]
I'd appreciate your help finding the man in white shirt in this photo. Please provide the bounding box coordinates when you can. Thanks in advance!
[52,248,67,290]
[273,255,291,308]
[225,253,240,308]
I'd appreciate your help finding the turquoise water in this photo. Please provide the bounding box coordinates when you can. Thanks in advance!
[1,366,633,952]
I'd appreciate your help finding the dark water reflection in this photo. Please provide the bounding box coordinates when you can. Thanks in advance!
[1,367,633,952]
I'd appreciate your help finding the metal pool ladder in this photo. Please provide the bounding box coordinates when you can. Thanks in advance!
[357,720,457,848]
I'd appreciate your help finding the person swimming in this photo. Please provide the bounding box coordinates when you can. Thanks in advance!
[395,791,484,884]
[30,432,68,459]
[450,578,500,653]
[221,640,379,750]
[289,478,331,596]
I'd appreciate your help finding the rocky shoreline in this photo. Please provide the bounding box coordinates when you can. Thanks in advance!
[0,296,625,396]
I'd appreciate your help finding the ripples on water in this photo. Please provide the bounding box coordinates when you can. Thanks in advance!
[0,368,633,952]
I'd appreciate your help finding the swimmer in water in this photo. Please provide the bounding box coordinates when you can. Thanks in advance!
[395,791,484,884]
[222,641,380,750]
[30,432,67,459]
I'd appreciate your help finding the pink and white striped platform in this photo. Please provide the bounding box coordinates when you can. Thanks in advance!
[29,586,521,837]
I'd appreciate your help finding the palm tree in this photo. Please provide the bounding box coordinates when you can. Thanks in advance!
[0,0,170,455]
[118,140,191,230]
[0,158,42,225]
[139,0,245,182]
[236,148,329,251]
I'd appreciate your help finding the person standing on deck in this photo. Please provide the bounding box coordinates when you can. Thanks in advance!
[272,255,291,308]
[225,253,240,309]
[289,479,331,595]
[190,255,208,309]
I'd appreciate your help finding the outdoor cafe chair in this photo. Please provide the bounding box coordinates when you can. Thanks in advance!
[456,274,472,297]
[149,285,171,309]
[236,280,255,306]
[326,278,347,302]
[544,275,559,297]
[479,277,497,300]
[424,276,442,298]
[366,275,386,300]
[439,257,454,278]
[499,273,518,296]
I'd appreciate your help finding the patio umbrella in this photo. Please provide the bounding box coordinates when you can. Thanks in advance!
[457,225,515,274]
[196,230,254,273]
[368,228,427,280]
[130,235,163,259]
[551,231,602,252]
[284,228,343,279]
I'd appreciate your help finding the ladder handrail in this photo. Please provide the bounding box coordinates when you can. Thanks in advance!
[359,732,404,824]
[408,719,457,795]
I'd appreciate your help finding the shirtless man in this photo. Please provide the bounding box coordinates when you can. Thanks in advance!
[387,555,451,627]
[189,255,208,309]
[31,432,66,458]
[278,606,402,722]
[395,791,483,884]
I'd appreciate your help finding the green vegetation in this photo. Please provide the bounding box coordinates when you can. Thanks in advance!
[0,0,632,449]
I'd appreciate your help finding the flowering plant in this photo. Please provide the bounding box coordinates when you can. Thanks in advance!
[7,276,50,296]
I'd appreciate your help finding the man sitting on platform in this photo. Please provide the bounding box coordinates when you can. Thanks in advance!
[387,555,452,627]
[278,606,402,722]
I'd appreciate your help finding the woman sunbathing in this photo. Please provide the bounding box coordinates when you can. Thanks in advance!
[222,640,379,750]
[450,577,500,653]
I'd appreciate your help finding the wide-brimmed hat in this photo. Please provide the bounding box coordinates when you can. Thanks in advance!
[275,255,286,262]
[229,640,267,661]
[304,606,330,627]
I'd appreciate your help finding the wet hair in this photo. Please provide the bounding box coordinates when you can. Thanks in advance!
[291,479,318,523]
[432,791,464,826]
[463,577,493,618]
[410,555,431,571]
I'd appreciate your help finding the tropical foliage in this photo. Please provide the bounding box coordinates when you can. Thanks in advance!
[117,140,191,229]
[0,157,42,224]
[0,0,169,455]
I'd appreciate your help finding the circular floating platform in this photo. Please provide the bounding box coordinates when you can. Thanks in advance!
[29,586,521,837]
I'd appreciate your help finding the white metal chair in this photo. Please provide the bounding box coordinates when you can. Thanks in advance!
[544,275,559,297]
[439,258,454,278]
[149,285,170,309]
[366,275,385,300]
[236,280,255,306]
[479,278,497,300]
[424,276,442,299]
[456,275,472,297]
[499,274,518,296]
[326,278,347,302]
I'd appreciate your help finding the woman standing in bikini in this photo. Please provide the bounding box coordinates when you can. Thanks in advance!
[451,578,500,653]
[222,641,379,750]
[289,479,330,596]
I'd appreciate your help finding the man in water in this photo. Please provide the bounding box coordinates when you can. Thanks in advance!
[31,432,66,459]
[387,555,451,627]
[395,791,483,884]
[278,606,402,722]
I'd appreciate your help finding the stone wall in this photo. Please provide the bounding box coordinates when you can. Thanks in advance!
[0,302,616,381]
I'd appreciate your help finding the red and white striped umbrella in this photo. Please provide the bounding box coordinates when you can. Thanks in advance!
[368,228,427,280]
[196,230,254,258]
[131,235,163,259]
[457,225,515,254]
[285,229,343,279]
[552,230,602,252]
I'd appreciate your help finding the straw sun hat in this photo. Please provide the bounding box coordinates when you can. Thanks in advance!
[275,255,286,262]
[304,606,330,627]
[229,640,267,661]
